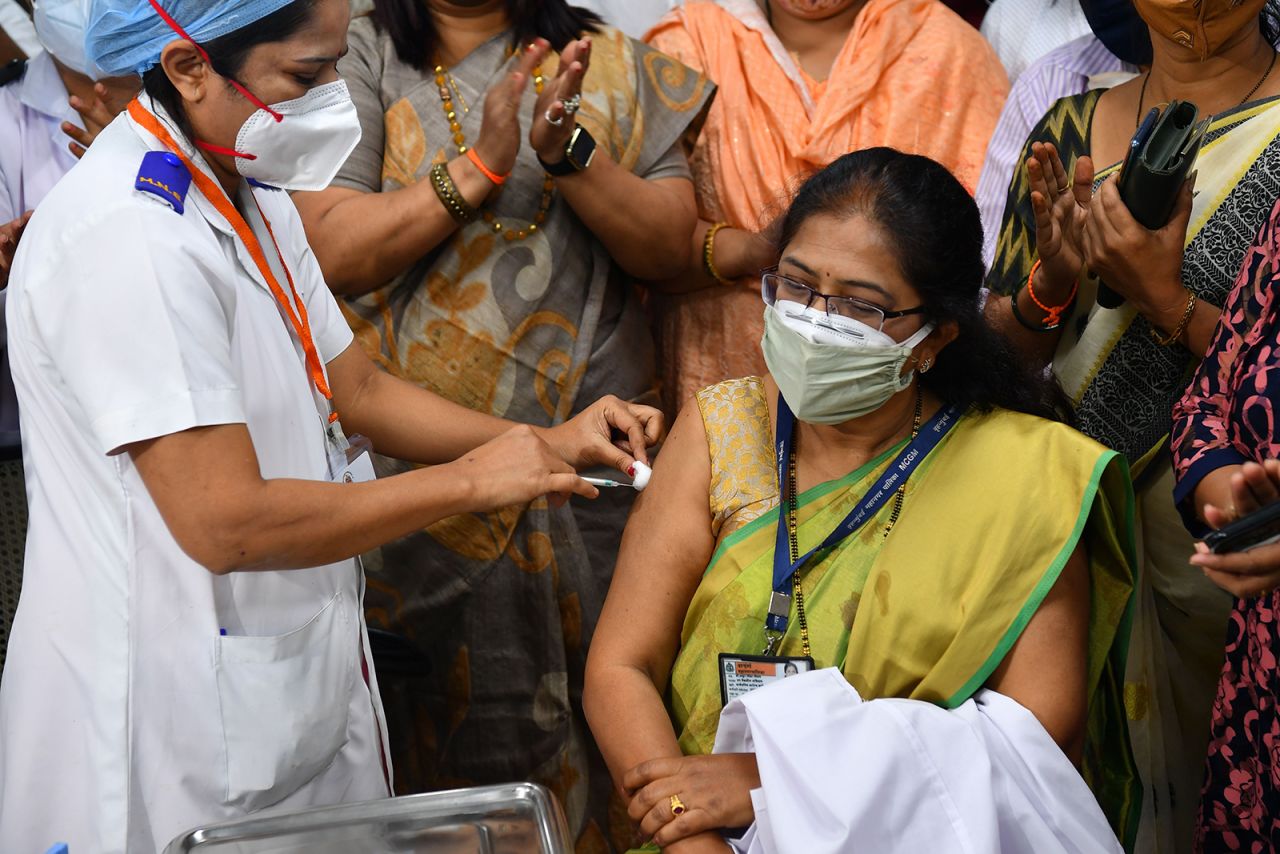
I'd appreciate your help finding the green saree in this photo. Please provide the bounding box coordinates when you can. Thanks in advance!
[669,377,1141,846]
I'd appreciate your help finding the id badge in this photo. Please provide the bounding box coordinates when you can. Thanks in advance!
[719,653,815,705]
[331,434,376,484]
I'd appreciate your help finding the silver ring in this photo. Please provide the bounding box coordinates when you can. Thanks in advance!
[544,109,564,127]
[561,94,582,116]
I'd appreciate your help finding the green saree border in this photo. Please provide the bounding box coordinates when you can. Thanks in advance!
[701,438,909,576]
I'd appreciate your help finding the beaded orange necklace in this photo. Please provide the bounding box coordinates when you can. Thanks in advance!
[432,54,555,241]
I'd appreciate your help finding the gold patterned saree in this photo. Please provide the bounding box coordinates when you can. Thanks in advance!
[331,18,713,850]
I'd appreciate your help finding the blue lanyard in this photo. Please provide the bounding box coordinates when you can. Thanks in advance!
[766,395,962,637]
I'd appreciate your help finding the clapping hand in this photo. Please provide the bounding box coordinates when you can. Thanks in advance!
[1192,460,1280,597]
[1026,142,1093,304]
[470,39,552,180]
[530,37,591,164]
[63,82,135,159]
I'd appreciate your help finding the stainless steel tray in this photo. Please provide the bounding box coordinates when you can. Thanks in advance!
[163,783,572,854]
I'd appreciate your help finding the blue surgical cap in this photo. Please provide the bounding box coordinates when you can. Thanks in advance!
[85,0,300,77]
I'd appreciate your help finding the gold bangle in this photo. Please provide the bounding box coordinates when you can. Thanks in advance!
[430,162,478,225]
[1151,289,1197,346]
[703,221,732,284]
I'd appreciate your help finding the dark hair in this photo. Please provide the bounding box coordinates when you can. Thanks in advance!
[141,0,318,141]
[777,148,1064,422]
[371,0,604,71]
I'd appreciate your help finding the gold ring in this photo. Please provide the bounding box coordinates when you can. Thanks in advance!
[669,794,687,817]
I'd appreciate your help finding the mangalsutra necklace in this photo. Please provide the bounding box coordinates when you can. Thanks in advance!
[432,54,554,241]
[783,388,923,658]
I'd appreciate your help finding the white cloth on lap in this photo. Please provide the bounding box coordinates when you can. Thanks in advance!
[713,668,1121,854]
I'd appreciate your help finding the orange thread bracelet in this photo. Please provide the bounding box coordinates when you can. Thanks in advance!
[1025,259,1077,328]
[466,148,508,186]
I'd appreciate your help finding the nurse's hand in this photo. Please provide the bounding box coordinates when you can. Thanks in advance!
[542,395,664,473]
[470,39,552,180]
[451,424,600,510]
[0,210,33,289]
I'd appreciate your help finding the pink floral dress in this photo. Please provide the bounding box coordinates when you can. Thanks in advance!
[1172,197,1280,851]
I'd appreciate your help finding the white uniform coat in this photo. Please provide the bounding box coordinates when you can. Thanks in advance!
[715,668,1122,854]
[0,97,391,853]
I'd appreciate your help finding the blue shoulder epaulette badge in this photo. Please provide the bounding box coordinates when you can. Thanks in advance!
[134,150,192,214]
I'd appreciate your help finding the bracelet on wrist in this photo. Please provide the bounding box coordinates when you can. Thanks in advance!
[465,148,509,186]
[430,162,478,225]
[703,222,732,284]
[1024,258,1077,329]
[1011,281,1057,333]
[1151,289,1197,346]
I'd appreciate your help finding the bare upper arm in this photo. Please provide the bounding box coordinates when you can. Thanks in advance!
[127,424,266,574]
[985,543,1091,763]
[292,186,364,239]
[587,401,716,687]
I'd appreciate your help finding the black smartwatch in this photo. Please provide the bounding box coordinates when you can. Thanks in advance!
[538,126,597,176]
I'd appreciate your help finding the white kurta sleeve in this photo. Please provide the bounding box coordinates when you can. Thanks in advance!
[712,668,1122,854]
[23,201,246,455]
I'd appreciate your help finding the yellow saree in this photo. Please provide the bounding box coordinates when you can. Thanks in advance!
[668,377,1141,845]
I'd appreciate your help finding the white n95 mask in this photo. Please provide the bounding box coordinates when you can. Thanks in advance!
[761,301,935,424]
[33,0,108,80]
[225,80,362,192]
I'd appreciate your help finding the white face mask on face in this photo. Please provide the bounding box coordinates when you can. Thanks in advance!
[223,80,362,192]
[761,300,935,424]
[33,0,108,79]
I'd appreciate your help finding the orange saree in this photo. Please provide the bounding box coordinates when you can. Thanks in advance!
[646,0,1008,411]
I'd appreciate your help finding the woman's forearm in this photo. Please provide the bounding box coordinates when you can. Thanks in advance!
[295,156,493,296]
[984,292,1064,367]
[652,219,776,295]
[131,424,484,575]
[211,465,479,572]
[553,154,695,280]
[338,361,512,465]
[1163,299,1221,360]
[584,663,687,786]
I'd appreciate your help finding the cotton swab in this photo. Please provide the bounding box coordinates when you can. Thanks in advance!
[582,462,652,492]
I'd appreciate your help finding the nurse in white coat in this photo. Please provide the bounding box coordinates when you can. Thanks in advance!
[0,0,662,850]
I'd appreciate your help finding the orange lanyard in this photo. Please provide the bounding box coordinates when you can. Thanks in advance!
[127,99,338,422]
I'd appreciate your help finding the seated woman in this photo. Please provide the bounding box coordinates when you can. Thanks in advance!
[584,149,1139,853]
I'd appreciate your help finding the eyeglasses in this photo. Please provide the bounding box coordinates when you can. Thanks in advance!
[761,269,927,333]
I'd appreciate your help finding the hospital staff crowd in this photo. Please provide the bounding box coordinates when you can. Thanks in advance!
[3,0,1280,852]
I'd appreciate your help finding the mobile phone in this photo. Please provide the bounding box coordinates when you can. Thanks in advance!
[1205,501,1280,554]
[1097,107,1161,309]
[1121,106,1160,177]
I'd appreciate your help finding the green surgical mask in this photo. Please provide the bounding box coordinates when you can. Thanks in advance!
[761,304,934,424]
